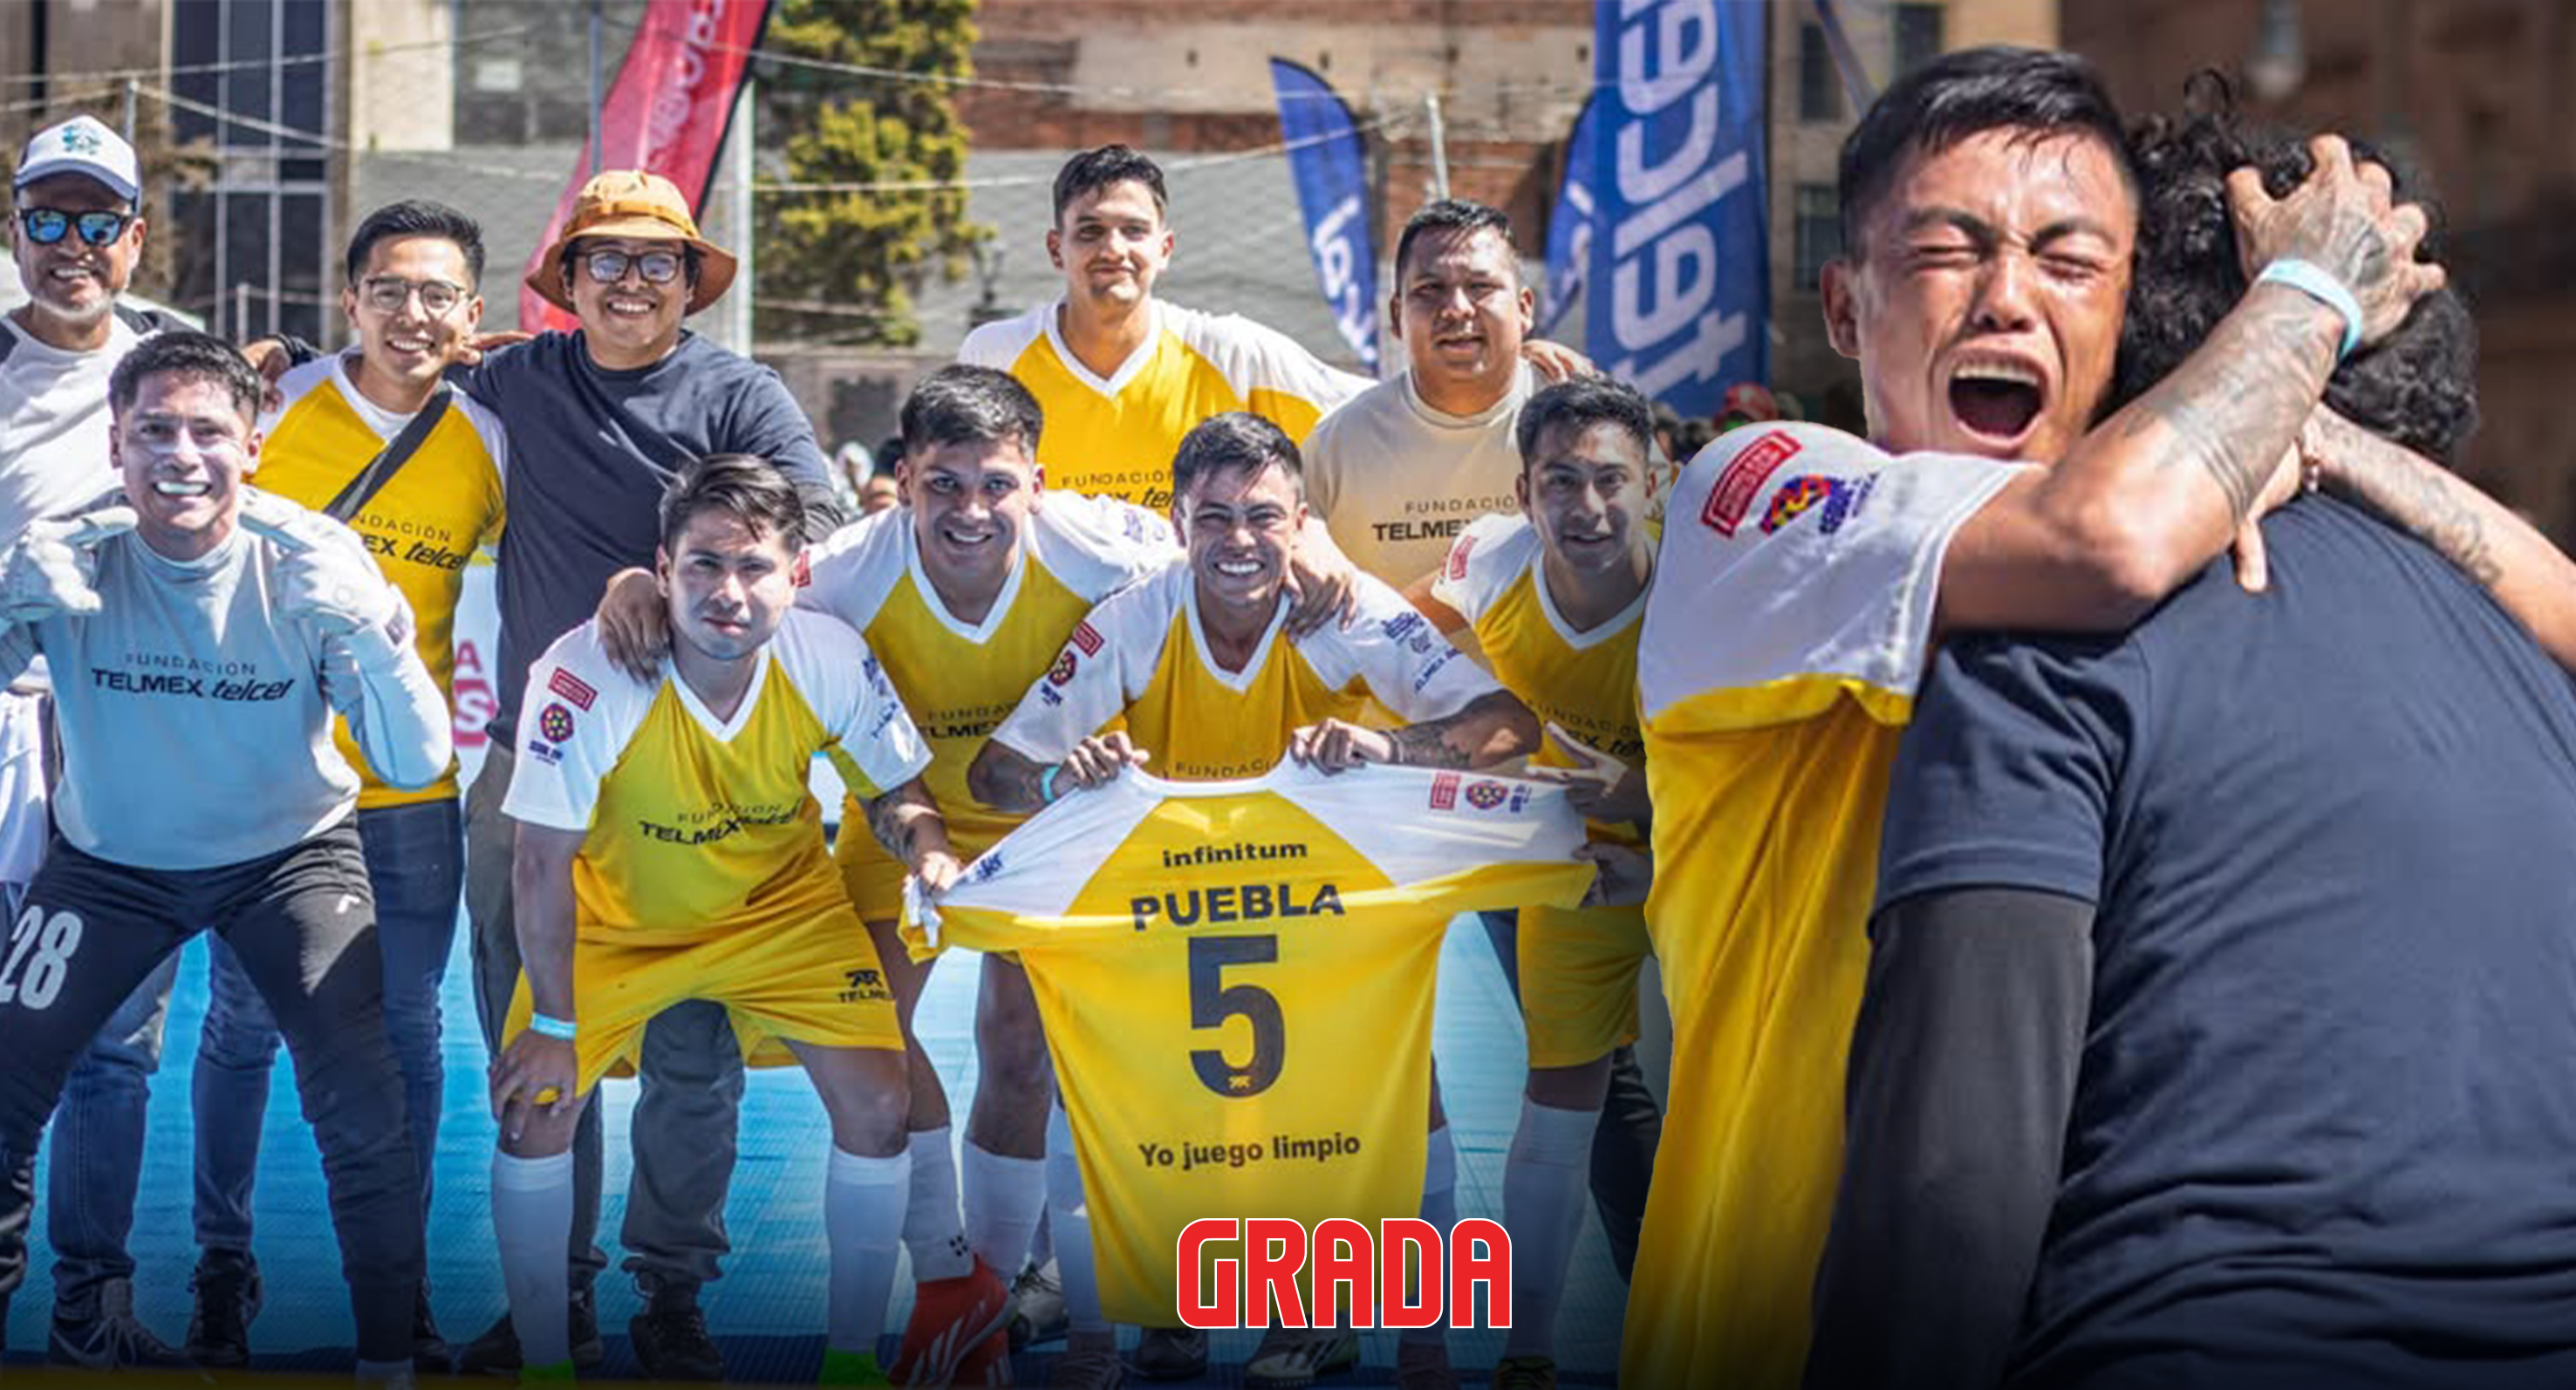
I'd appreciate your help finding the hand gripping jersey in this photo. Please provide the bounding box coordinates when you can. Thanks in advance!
[990,562,1501,784]
[258,354,508,807]
[909,761,1593,1325]
[1623,424,2015,1390]
[1431,513,1653,1068]
[801,493,1177,920]
[959,300,1370,509]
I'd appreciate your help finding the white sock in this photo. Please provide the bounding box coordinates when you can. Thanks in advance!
[1046,1103,1108,1335]
[1501,1100,1594,1359]
[1401,1125,1459,1348]
[827,1146,912,1358]
[963,1139,1047,1275]
[492,1150,576,1367]
[904,1127,975,1282]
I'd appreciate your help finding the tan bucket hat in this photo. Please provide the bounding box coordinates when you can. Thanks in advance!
[524,169,738,315]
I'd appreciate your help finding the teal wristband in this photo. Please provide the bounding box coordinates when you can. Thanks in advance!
[1039,764,1062,805]
[2256,259,2363,362]
[528,1012,577,1041]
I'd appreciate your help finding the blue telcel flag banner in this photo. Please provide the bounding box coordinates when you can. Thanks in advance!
[1588,0,1768,412]
[1541,95,1599,339]
[1268,58,1379,372]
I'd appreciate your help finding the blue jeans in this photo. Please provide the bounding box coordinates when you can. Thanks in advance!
[43,953,179,1318]
[194,799,462,1257]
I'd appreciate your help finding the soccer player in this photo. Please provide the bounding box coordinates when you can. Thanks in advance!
[1810,106,2576,1390]
[0,112,193,1371]
[1415,377,1659,1390]
[169,198,507,1368]
[959,144,1373,511]
[490,453,954,1387]
[1622,47,2448,1390]
[0,330,450,1385]
[969,411,1536,1390]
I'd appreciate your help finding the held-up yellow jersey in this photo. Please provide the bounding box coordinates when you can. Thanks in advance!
[801,494,1179,920]
[988,562,1500,783]
[256,354,507,807]
[1431,512,1655,1067]
[957,300,1370,509]
[502,610,933,948]
[1623,424,2016,1390]
[909,761,1592,1325]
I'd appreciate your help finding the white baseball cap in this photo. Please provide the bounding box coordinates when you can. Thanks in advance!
[14,116,140,204]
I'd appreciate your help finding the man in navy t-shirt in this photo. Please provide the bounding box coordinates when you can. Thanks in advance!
[1808,112,2576,1389]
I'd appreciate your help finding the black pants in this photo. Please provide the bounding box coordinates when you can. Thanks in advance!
[1482,910,1664,1280]
[0,821,420,1362]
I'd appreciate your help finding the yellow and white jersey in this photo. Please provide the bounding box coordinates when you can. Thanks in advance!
[256,353,508,807]
[801,493,1179,916]
[910,760,1592,1326]
[1624,423,2017,1390]
[958,299,1370,509]
[988,561,1500,782]
[502,610,931,947]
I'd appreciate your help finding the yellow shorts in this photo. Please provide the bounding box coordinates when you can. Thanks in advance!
[1518,900,1653,1069]
[839,820,1007,961]
[504,903,903,1095]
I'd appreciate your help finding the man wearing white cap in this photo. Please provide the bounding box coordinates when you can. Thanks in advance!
[0,112,195,1373]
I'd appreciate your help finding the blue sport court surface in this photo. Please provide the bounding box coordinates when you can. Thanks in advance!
[3,914,1650,1385]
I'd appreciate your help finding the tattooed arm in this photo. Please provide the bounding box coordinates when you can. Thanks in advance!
[1290,690,1540,774]
[860,775,962,894]
[1938,136,2447,636]
[2309,405,2576,671]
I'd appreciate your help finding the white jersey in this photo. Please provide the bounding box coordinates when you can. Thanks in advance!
[0,491,422,870]
[0,310,150,542]
[987,561,1499,781]
[1302,365,1534,583]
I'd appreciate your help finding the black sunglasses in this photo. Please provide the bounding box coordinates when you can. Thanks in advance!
[17,208,132,248]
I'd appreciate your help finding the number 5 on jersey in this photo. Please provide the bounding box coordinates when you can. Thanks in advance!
[1190,934,1283,1098]
[0,906,85,1011]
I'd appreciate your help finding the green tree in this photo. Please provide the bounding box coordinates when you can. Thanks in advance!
[756,0,988,346]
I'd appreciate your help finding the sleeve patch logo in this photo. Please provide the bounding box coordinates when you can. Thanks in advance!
[1071,621,1104,656]
[1445,533,1478,581]
[1429,772,1460,810]
[1759,472,1876,535]
[1464,779,1508,810]
[548,667,598,711]
[538,701,577,744]
[1048,650,1080,686]
[1701,430,1803,536]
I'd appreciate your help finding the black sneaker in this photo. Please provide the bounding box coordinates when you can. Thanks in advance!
[185,1252,262,1369]
[413,1284,451,1369]
[452,1285,606,1376]
[630,1284,725,1381]
[51,1278,198,1370]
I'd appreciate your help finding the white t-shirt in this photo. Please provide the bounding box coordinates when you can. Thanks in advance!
[0,310,148,540]
[1302,364,1534,585]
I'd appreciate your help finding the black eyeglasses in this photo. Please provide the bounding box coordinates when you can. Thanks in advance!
[581,249,684,286]
[17,208,131,248]
[359,276,467,317]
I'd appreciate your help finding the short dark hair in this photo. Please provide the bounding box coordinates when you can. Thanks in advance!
[1052,145,1167,224]
[901,364,1044,459]
[1838,45,2138,260]
[109,330,261,422]
[1172,412,1302,504]
[345,199,486,287]
[2115,82,2477,464]
[1515,378,1657,467]
[659,453,809,556]
[1394,199,1514,281]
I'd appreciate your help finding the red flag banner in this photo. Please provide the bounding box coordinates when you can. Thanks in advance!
[518,0,773,333]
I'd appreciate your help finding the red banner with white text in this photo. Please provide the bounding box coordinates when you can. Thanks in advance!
[517,0,773,333]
